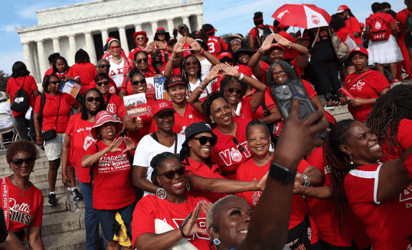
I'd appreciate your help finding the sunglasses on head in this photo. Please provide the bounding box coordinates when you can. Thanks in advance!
[132,79,146,85]
[98,64,110,69]
[86,97,102,103]
[49,80,60,85]
[193,136,217,146]
[110,46,120,50]
[158,167,186,179]
[136,58,148,64]
[12,156,35,167]
[226,88,242,94]
[232,137,246,153]
[96,81,109,87]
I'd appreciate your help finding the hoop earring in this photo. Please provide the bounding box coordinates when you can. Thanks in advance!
[156,187,167,199]
[213,238,221,246]
[185,181,190,191]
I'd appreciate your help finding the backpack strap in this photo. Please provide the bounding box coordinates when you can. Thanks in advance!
[89,143,99,189]
[40,93,46,124]
[105,94,112,107]
[346,70,372,90]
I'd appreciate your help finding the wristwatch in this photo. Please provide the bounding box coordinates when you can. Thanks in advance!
[301,174,310,187]
[269,162,296,184]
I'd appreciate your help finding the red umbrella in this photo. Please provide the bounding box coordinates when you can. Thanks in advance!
[272,4,331,29]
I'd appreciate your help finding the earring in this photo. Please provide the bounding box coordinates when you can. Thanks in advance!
[348,153,354,165]
[156,187,167,199]
[185,181,190,191]
[213,238,221,246]
[210,119,215,124]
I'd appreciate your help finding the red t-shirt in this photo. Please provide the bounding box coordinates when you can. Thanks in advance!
[366,12,396,36]
[104,94,126,119]
[131,194,210,249]
[89,78,118,95]
[304,147,352,247]
[259,59,302,85]
[43,67,53,78]
[232,99,253,124]
[121,68,157,95]
[128,47,146,61]
[206,36,229,57]
[34,93,77,133]
[243,87,276,120]
[53,67,80,81]
[71,63,97,95]
[335,27,357,45]
[396,8,411,40]
[173,103,205,135]
[210,120,252,180]
[185,157,227,203]
[236,158,309,230]
[85,140,136,210]
[1,177,43,232]
[6,75,38,117]
[65,113,96,183]
[381,119,412,162]
[344,70,390,123]
[344,164,412,250]
[345,16,363,45]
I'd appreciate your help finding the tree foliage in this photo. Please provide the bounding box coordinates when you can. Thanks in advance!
[0,70,10,92]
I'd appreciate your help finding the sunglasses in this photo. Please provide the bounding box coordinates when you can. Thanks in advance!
[158,167,186,179]
[136,58,148,64]
[232,137,246,153]
[110,46,120,50]
[136,37,145,40]
[132,79,146,85]
[193,136,217,146]
[226,88,242,94]
[185,61,198,67]
[96,81,109,87]
[12,156,35,167]
[86,97,102,103]
[98,65,110,69]
[49,80,60,85]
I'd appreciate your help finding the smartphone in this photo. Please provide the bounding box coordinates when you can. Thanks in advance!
[271,79,328,139]
[0,208,8,243]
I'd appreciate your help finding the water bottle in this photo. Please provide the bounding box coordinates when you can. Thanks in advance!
[70,191,79,213]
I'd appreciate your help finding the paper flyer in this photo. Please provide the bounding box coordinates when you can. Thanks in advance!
[60,80,81,98]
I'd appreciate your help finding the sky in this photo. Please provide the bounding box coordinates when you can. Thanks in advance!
[0,0,405,74]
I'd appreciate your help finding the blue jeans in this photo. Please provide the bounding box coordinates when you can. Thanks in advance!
[79,182,107,250]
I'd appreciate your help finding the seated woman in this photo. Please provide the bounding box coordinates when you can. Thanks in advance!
[82,111,137,250]
[188,64,266,123]
[205,98,329,250]
[338,47,390,123]
[132,152,210,250]
[132,100,185,196]
[0,140,44,249]
[180,122,267,202]
[325,119,412,249]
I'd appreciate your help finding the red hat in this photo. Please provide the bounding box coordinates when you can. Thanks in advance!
[152,99,175,117]
[90,111,124,139]
[336,5,349,13]
[133,31,148,46]
[270,43,284,51]
[106,37,120,46]
[166,75,188,88]
[359,22,365,30]
[278,31,298,60]
[349,47,368,57]
[217,52,233,61]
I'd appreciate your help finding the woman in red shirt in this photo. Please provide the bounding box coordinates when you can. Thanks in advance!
[33,74,80,206]
[1,140,44,249]
[128,31,149,62]
[325,120,412,250]
[82,111,137,250]
[50,56,80,84]
[94,73,126,120]
[6,61,39,140]
[71,49,97,95]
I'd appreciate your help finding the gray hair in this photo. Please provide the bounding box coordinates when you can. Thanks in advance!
[206,195,245,229]
[265,61,298,86]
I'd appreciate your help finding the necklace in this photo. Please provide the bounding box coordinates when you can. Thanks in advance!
[111,57,122,63]
[12,177,30,197]
[253,154,273,167]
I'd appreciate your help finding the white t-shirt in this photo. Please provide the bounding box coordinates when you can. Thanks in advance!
[109,58,125,88]
[0,101,14,129]
[133,133,185,197]
[199,57,212,81]
[187,79,212,100]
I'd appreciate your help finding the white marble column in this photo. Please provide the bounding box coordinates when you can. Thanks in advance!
[167,19,175,34]
[182,16,190,28]
[196,14,204,30]
[68,35,76,65]
[22,42,35,80]
[101,29,109,46]
[151,21,158,37]
[135,24,142,32]
[52,37,60,53]
[36,40,47,78]
[118,26,129,55]
[85,32,97,64]
[32,44,41,81]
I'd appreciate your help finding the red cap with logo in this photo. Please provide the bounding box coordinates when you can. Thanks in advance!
[349,47,368,57]
[152,99,175,117]
[336,5,349,13]
[217,52,233,61]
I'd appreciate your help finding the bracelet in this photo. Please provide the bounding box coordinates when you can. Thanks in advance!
[200,49,205,55]
[169,57,176,61]
[198,85,205,92]
[180,227,187,238]
[62,172,68,176]
[258,47,265,55]
[238,73,245,81]
[302,174,310,187]
[287,41,293,50]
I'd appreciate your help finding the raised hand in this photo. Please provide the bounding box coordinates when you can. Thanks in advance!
[260,34,275,52]
[186,37,202,53]
[220,62,240,78]
[122,137,136,153]
[204,65,221,83]
[256,171,268,191]
[273,33,291,47]
[107,137,123,153]
[182,203,207,237]
[199,200,212,217]
[173,37,187,54]
[146,42,155,53]
[155,41,167,50]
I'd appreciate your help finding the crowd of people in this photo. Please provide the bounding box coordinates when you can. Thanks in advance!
[1,1,412,250]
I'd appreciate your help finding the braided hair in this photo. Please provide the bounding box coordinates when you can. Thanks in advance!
[366,84,412,158]
[201,92,226,119]
[323,119,358,225]
[150,152,181,186]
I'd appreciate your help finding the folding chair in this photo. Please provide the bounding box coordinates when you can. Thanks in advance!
[0,112,21,150]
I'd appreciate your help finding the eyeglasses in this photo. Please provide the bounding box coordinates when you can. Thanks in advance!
[96,81,110,87]
[98,65,110,69]
[132,79,146,85]
[136,37,145,40]
[136,58,148,64]
[86,97,102,103]
[185,61,198,67]
[193,136,217,146]
[226,88,242,94]
[273,70,286,76]
[11,156,35,167]
[110,46,120,50]
[48,80,60,85]
[232,137,246,153]
[158,167,186,179]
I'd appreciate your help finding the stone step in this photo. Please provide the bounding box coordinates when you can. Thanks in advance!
[36,180,80,197]
[42,229,106,250]
[42,210,85,236]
